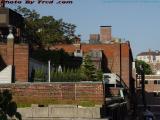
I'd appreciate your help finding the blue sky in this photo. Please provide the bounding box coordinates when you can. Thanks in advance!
[6,0,160,57]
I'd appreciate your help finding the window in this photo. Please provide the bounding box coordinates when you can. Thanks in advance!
[76,50,81,53]
[140,80,148,84]
[154,92,160,97]
[154,80,160,84]
[154,80,157,84]
[145,80,148,84]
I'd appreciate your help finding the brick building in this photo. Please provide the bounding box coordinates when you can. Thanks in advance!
[0,35,29,82]
[136,74,160,117]
[51,26,134,88]
[137,50,160,63]
[0,7,29,82]
[0,7,134,92]
[137,50,160,74]
[89,26,112,44]
[0,8,134,119]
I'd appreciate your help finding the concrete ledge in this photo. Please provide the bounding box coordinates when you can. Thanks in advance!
[49,107,76,118]
[77,108,93,118]
[18,105,102,119]
[92,107,101,118]
[22,118,110,120]
[18,107,32,118]
[32,107,49,118]
[49,105,77,108]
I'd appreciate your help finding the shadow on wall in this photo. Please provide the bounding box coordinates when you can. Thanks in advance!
[0,89,22,120]
[102,52,111,73]
[137,90,160,106]
[30,48,82,69]
[0,55,7,71]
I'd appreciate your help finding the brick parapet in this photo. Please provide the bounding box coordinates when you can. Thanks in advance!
[0,82,104,104]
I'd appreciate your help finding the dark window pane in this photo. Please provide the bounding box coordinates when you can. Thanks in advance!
[145,80,148,84]
[154,80,157,84]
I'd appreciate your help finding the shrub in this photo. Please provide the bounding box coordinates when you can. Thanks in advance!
[34,68,46,82]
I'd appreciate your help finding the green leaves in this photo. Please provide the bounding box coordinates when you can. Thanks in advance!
[135,60,152,75]
[34,68,46,82]
[0,90,14,120]
[51,68,83,82]
[15,6,77,46]
[81,55,103,81]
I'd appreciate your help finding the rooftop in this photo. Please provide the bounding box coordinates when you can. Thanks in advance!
[100,26,112,27]
[137,51,160,56]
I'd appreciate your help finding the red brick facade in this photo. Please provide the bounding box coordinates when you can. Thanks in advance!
[0,83,104,104]
[51,42,133,88]
[90,34,100,41]
[137,75,160,93]
[100,26,112,42]
[0,43,29,82]
[0,41,133,88]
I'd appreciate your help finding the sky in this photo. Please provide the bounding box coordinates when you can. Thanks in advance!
[6,0,160,57]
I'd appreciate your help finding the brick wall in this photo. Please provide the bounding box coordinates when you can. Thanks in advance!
[136,75,160,92]
[14,44,29,82]
[0,41,133,87]
[52,43,133,88]
[0,43,29,82]
[0,82,104,104]
[100,26,112,42]
[90,34,100,41]
[121,43,131,87]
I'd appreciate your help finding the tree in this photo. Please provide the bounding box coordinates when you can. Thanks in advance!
[81,55,97,81]
[15,6,40,45]
[34,68,46,82]
[62,22,76,43]
[0,90,21,120]
[135,60,152,75]
[14,6,77,46]
[96,69,103,81]
[35,16,64,46]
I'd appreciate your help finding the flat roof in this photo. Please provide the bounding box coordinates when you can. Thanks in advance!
[100,26,112,27]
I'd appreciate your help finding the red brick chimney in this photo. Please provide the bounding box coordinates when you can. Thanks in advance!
[90,34,100,41]
[100,26,112,43]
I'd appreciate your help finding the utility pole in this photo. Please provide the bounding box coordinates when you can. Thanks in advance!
[140,65,147,110]
[48,60,50,83]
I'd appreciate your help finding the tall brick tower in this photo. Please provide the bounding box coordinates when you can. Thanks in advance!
[7,28,14,65]
[7,28,15,82]
[100,26,112,43]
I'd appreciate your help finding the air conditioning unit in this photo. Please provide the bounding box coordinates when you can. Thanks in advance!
[74,49,83,57]
[103,73,120,85]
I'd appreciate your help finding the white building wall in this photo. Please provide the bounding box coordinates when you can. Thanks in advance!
[0,65,12,83]
[156,55,160,63]
[137,55,154,63]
